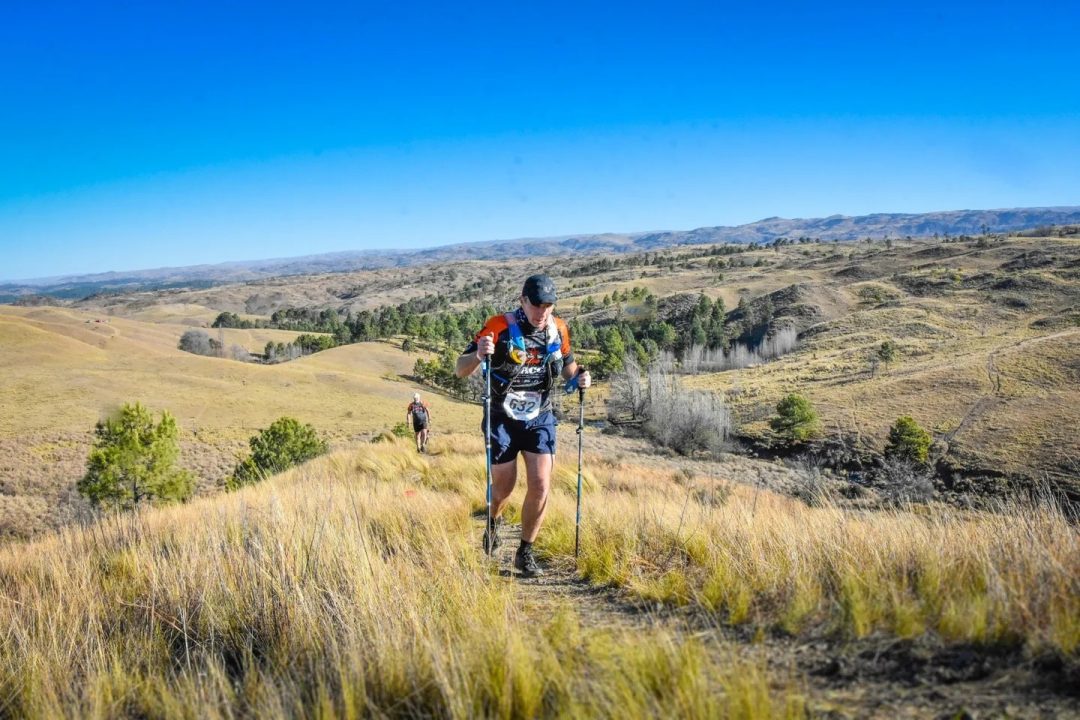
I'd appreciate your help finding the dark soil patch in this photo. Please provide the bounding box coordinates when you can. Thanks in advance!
[1000,251,1058,272]
[991,273,1055,292]
[833,265,879,280]
[910,246,970,259]
[895,273,953,297]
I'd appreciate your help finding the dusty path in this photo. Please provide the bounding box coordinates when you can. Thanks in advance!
[484,517,651,632]
[945,329,1079,446]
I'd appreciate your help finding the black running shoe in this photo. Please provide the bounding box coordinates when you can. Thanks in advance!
[514,545,543,578]
[482,517,501,553]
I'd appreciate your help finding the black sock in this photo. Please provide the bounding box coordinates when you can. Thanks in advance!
[519,540,532,552]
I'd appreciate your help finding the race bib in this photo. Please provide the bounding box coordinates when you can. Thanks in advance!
[502,391,543,421]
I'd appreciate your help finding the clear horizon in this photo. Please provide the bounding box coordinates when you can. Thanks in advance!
[6,202,1080,284]
[3,1,1079,281]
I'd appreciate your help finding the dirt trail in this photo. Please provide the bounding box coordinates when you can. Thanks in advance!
[946,329,1079,445]
[486,518,667,633]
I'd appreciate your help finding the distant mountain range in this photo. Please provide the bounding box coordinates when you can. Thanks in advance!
[4,205,1078,301]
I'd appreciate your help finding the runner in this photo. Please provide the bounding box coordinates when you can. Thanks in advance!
[455,274,591,577]
[406,392,431,453]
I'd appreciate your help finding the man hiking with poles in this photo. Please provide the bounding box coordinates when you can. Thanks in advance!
[406,392,431,453]
[455,274,590,578]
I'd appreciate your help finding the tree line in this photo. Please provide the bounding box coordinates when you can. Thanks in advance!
[211,298,498,352]
[204,283,799,398]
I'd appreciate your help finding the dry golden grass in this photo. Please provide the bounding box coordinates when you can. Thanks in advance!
[0,439,805,719]
[111,302,223,326]
[379,432,1080,659]
[546,471,1080,656]
[0,305,474,540]
[3,430,1074,717]
[0,305,456,438]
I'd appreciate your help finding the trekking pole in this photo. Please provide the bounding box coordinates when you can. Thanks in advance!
[566,373,586,559]
[483,356,494,556]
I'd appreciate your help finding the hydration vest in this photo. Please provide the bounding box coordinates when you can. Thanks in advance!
[490,312,564,394]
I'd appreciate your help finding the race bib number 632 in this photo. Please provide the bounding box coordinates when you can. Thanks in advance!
[503,391,542,421]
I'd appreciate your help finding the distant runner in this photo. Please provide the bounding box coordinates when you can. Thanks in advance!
[406,393,431,453]
[455,274,591,577]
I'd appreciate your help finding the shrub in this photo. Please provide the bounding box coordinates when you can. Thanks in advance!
[607,357,731,455]
[884,416,932,464]
[178,329,220,357]
[77,403,194,509]
[643,365,731,455]
[607,353,648,421]
[769,393,821,443]
[227,417,329,489]
[787,454,832,507]
[875,455,935,505]
[391,422,412,438]
[228,344,251,362]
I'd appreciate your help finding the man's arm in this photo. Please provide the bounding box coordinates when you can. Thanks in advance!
[455,352,481,379]
[455,333,494,378]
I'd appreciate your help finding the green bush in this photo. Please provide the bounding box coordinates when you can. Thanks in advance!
[877,340,899,370]
[884,416,932,465]
[78,403,194,509]
[227,417,329,490]
[769,393,821,443]
[391,422,412,438]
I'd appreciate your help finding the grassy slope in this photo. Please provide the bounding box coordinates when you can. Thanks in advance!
[0,440,804,720]
[546,235,1080,485]
[0,305,474,540]
[657,238,1080,486]
[5,235,1080,540]
[0,305,449,436]
[2,436,1073,718]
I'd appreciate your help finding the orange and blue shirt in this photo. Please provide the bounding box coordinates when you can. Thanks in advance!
[464,308,574,421]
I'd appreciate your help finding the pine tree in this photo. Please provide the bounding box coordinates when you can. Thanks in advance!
[228,417,329,489]
[877,340,899,371]
[769,394,821,443]
[885,416,932,464]
[78,403,194,510]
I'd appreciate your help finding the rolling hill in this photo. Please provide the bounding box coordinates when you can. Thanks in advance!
[0,304,459,540]
[3,205,1077,301]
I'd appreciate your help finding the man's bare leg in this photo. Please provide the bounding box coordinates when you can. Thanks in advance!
[490,460,517,519]
[520,451,553,543]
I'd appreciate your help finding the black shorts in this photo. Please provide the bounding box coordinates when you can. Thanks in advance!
[483,410,557,465]
[413,420,428,432]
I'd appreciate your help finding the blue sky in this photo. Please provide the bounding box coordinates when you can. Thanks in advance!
[2,1,1078,281]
